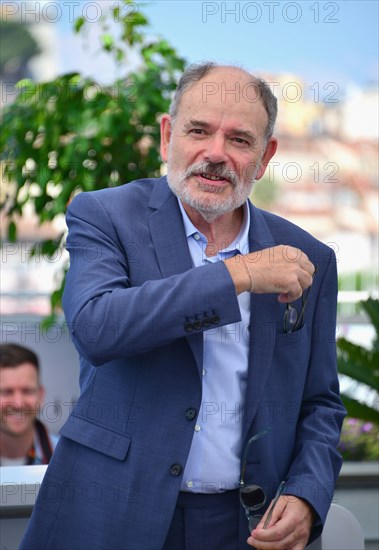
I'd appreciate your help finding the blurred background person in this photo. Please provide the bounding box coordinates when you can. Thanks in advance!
[0,343,58,466]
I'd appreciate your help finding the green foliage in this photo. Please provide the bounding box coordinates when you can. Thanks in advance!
[337,270,379,319]
[250,174,279,208]
[337,298,379,425]
[1,0,186,317]
[338,270,378,293]
[339,418,379,461]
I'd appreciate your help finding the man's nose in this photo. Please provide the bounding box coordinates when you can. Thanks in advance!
[8,392,25,409]
[203,135,228,164]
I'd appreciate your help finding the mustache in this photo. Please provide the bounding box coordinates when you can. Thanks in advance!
[182,162,240,187]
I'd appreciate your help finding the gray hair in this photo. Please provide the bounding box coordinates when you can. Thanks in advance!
[168,62,278,141]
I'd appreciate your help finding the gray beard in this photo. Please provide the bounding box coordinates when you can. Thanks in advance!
[166,157,260,223]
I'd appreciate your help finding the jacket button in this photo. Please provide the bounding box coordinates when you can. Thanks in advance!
[202,317,212,327]
[170,464,182,476]
[211,315,220,325]
[185,408,197,421]
[184,322,193,332]
[193,320,202,330]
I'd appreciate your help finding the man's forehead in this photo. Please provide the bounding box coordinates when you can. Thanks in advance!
[178,67,265,116]
[0,363,39,380]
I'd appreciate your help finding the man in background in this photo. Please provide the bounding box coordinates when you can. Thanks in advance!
[0,343,58,466]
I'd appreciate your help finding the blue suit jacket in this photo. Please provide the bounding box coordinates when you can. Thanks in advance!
[21,177,345,550]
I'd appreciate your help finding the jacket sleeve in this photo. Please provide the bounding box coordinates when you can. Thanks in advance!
[62,191,242,365]
[283,248,346,540]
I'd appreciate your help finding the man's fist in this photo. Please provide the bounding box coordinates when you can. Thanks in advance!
[224,245,315,300]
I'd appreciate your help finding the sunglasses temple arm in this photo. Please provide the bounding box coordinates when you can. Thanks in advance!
[262,481,286,530]
[239,428,271,486]
[293,264,319,332]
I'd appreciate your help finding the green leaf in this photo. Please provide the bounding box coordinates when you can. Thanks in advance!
[361,298,379,336]
[112,5,120,21]
[337,298,379,425]
[50,289,61,309]
[8,221,17,242]
[74,17,85,33]
[341,394,379,424]
[40,240,59,258]
[337,340,379,391]
[116,48,124,62]
[101,34,114,51]
[15,78,35,90]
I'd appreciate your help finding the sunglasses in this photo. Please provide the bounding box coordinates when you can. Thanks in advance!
[239,428,286,531]
[283,265,318,334]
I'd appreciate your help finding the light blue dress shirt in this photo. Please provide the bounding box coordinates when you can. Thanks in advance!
[177,200,251,493]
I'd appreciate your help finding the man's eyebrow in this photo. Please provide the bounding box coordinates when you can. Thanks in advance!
[183,119,211,130]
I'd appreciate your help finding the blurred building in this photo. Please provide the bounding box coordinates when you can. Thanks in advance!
[252,72,378,279]
[326,84,379,143]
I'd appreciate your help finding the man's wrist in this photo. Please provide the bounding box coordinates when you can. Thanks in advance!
[240,255,254,292]
[224,256,251,294]
[285,494,317,524]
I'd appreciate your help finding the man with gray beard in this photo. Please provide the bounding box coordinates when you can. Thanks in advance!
[20,63,345,550]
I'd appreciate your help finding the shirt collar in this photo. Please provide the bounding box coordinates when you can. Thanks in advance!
[177,199,250,257]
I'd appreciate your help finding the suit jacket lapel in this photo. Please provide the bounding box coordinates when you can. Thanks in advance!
[148,184,280,395]
[148,178,203,375]
[243,202,280,439]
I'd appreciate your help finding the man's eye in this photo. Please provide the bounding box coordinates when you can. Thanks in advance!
[232,137,249,146]
[189,128,206,135]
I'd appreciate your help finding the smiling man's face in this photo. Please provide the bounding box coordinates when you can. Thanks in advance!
[0,363,44,439]
[160,67,277,222]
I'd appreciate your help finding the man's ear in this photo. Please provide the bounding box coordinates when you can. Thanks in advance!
[255,137,278,180]
[160,114,172,162]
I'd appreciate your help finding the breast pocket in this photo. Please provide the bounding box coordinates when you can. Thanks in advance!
[275,322,308,348]
[60,415,132,461]
[270,323,311,399]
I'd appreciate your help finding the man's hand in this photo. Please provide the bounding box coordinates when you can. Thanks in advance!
[224,245,315,301]
[247,495,315,550]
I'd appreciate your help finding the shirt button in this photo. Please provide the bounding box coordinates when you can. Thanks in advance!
[170,464,182,476]
[194,233,200,241]
[194,424,201,432]
[185,408,197,421]
[186,481,194,488]
[202,369,206,376]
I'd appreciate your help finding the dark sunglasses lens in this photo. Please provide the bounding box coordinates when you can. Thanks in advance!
[240,485,266,509]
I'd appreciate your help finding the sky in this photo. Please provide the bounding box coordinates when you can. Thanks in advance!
[3,0,377,92]
[142,0,379,89]
[68,1,378,90]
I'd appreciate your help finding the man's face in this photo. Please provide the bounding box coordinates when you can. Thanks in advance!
[0,363,44,438]
[160,67,277,221]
